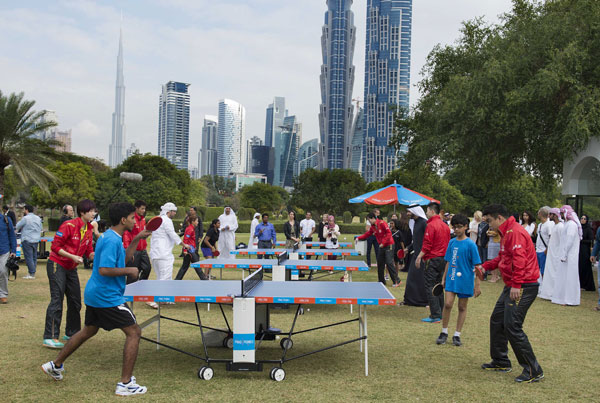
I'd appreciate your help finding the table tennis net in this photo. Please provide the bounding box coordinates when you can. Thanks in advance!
[241,267,263,297]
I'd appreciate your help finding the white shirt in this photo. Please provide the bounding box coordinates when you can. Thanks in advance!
[469,220,479,242]
[149,215,181,260]
[299,218,316,238]
[523,223,536,236]
[536,220,554,253]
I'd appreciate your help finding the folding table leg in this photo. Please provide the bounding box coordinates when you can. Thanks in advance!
[350,271,353,314]
[359,305,363,352]
[364,307,368,376]
[157,303,161,351]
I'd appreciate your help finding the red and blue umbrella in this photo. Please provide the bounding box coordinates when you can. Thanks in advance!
[349,183,440,206]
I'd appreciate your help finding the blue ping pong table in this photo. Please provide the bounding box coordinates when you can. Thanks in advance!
[125,268,395,381]
[231,248,361,257]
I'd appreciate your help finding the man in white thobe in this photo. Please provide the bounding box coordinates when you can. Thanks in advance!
[551,205,581,306]
[538,208,563,299]
[249,213,260,249]
[218,207,238,259]
[149,202,190,281]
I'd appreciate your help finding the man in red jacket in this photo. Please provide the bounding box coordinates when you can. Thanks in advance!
[43,199,96,349]
[123,200,151,280]
[480,204,543,383]
[357,212,401,287]
[415,202,450,322]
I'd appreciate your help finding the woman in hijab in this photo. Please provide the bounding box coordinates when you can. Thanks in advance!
[249,212,261,249]
[402,204,428,306]
[323,215,340,261]
[578,214,596,291]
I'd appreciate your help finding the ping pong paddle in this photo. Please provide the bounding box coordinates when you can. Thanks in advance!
[145,216,163,231]
[212,250,220,257]
[475,265,485,281]
[397,249,405,259]
[432,283,444,296]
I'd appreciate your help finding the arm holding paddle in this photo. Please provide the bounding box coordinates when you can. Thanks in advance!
[441,262,449,288]
[474,265,482,298]
[125,229,152,265]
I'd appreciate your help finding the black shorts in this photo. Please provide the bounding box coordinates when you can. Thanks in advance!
[85,303,137,331]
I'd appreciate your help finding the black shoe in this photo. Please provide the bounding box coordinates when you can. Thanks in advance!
[436,332,448,345]
[481,362,512,372]
[452,336,462,346]
[515,371,544,383]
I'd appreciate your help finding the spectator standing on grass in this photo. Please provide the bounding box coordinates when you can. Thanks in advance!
[300,211,316,259]
[123,200,152,281]
[255,213,276,260]
[249,213,261,249]
[59,204,74,226]
[0,211,17,304]
[201,219,221,277]
[538,208,563,300]
[218,206,238,259]
[486,227,502,283]
[398,212,412,272]
[389,219,403,275]
[469,211,482,242]
[480,204,543,383]
[590,222,600,311]
[323,215,341,262]
[415,202,451,323]
[535,207,554,278]
[578,214,596,292]
[551,205,581,306]
[477,216,490,263]
[402,204,428,306]
[16,204,42,279]
[3,205,16,227]
[318,213,329,249]
[521,211,537,242]
[283,211,300,249]
[43,199,96,349]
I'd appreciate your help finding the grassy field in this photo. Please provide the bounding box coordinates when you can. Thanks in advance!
[2,233,599,402]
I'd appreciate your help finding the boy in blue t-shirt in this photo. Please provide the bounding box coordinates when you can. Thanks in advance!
[436,214,482,347]
[42,203,151,396]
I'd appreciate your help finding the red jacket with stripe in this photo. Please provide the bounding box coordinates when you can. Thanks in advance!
[50,217,94,270]
[482,216,540,289]
[421,215,450,260]
[357,219,394,247]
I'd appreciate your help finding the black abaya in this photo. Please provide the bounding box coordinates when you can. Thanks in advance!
[403,217,428,306]
[579,224,596,291]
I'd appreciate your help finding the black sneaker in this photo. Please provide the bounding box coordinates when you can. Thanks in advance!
[481,362,512,372]
[452,336,462,346]
[436,332,448,345]
[515,371,544,383]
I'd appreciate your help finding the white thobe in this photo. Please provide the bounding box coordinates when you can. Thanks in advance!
[551,220,581,306]
[218,212,238,259]
[538,222,562,299]
[149,215,181,280]
[249,218,259,249]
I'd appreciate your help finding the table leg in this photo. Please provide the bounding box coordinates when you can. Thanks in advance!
[364,306,368,376]
[350,271,353,314]
[359,305,363,352]
[157,303,161,351]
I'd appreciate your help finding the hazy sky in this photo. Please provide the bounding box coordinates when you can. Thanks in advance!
[0,0,514,167]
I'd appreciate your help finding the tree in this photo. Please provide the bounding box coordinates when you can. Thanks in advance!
[188,179,208,209]
[291,169,366,216]
[391,0,600,187]
[31,161,98,208]
[200,175,236,206]
[239,182,287,214]
[0,90,60,194]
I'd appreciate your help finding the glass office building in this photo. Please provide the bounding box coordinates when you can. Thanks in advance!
[158,81,190,170]
[199,115,218,176]
[319,0,356,170]
[217,99,246,177]
[362,0,412,182]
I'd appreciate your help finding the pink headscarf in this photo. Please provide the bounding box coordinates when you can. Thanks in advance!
[560,205,582,239]
[328,215,336,229]
[549,207,562,221]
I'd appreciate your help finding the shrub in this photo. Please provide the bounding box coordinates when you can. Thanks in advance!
[343,211,352,224]
[359,212,368,223]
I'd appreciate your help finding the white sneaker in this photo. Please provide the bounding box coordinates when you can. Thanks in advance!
[146,301,158,309]
[41,361,64,380]
[115,376,147,396]
[23,275,35,279]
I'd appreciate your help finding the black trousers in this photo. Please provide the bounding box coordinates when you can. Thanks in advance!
[175,252,206,280]
[44,261,81,339]
[366,235,379,266]
[257,240,272,259]
[132,250,152,280]
[377,246,400,285]
[424,257,445,319]
[489,285,542,376]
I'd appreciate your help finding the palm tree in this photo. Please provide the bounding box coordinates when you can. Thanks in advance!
[0,90,59,195]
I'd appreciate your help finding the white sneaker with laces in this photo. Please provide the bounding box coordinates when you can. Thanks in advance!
[115,376,147,396]
[23,275,35,279]
[41,361,64,380]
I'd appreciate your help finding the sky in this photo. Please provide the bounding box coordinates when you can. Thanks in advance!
[0,0,514,167]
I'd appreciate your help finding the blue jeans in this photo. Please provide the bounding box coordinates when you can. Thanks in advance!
[21,240,38,276]
[536,252,546,276]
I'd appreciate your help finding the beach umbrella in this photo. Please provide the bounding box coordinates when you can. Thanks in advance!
[349,182,440,209]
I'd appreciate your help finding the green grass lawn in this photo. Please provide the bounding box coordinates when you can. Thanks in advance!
[2,233,599,401]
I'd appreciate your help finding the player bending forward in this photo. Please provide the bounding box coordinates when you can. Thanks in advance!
[42,202,152,396]
[436,214,482,346]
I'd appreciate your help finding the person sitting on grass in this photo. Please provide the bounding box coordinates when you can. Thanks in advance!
[42,202,152,396]
[436,214,482,347]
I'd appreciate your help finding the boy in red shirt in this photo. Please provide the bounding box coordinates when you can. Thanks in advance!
[43,199,96,349]
[123,200,151,280]
[357,212,401,287]
[175,215,207,280]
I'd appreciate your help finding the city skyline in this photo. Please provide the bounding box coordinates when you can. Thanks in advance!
[157,81,190,170]
[0,1,514,165]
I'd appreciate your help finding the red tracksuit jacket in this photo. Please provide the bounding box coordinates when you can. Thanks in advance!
[421,215,450,260]
[50,217,94,270]
[357,219,394,247]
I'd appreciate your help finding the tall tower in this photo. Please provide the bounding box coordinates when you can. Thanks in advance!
[264,97,286,148]
[217,99,246,177]
[319,0,356,170]
[157,81,190,170]
[109,29,126,168]
[199,115,218,177]
[362,0,412,182]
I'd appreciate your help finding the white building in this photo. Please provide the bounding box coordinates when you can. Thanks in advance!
[217,99,246,177]
[199,116,218,177]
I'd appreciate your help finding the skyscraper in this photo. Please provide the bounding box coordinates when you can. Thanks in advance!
[275,115,301,188]
[109,29,126,168]
[349,106,364,172]
[157,81,190,170]
[264,97,287,148]
[319,0,356,170]
[246,136,263,173]
[296,138,320,176]
[199,115,218,176]
[362,0,412,182]
[217,99,246,177]
[249,145,275,185]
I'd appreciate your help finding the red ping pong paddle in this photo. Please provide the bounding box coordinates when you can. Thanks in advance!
[212,250,220,257]
[397,249,405,259]
[432,283,444,296]
[145,216,163,231]
[475,265,485,281]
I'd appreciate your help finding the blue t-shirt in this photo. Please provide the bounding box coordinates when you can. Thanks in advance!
[443,237,481,296]
[84,229,127,308]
